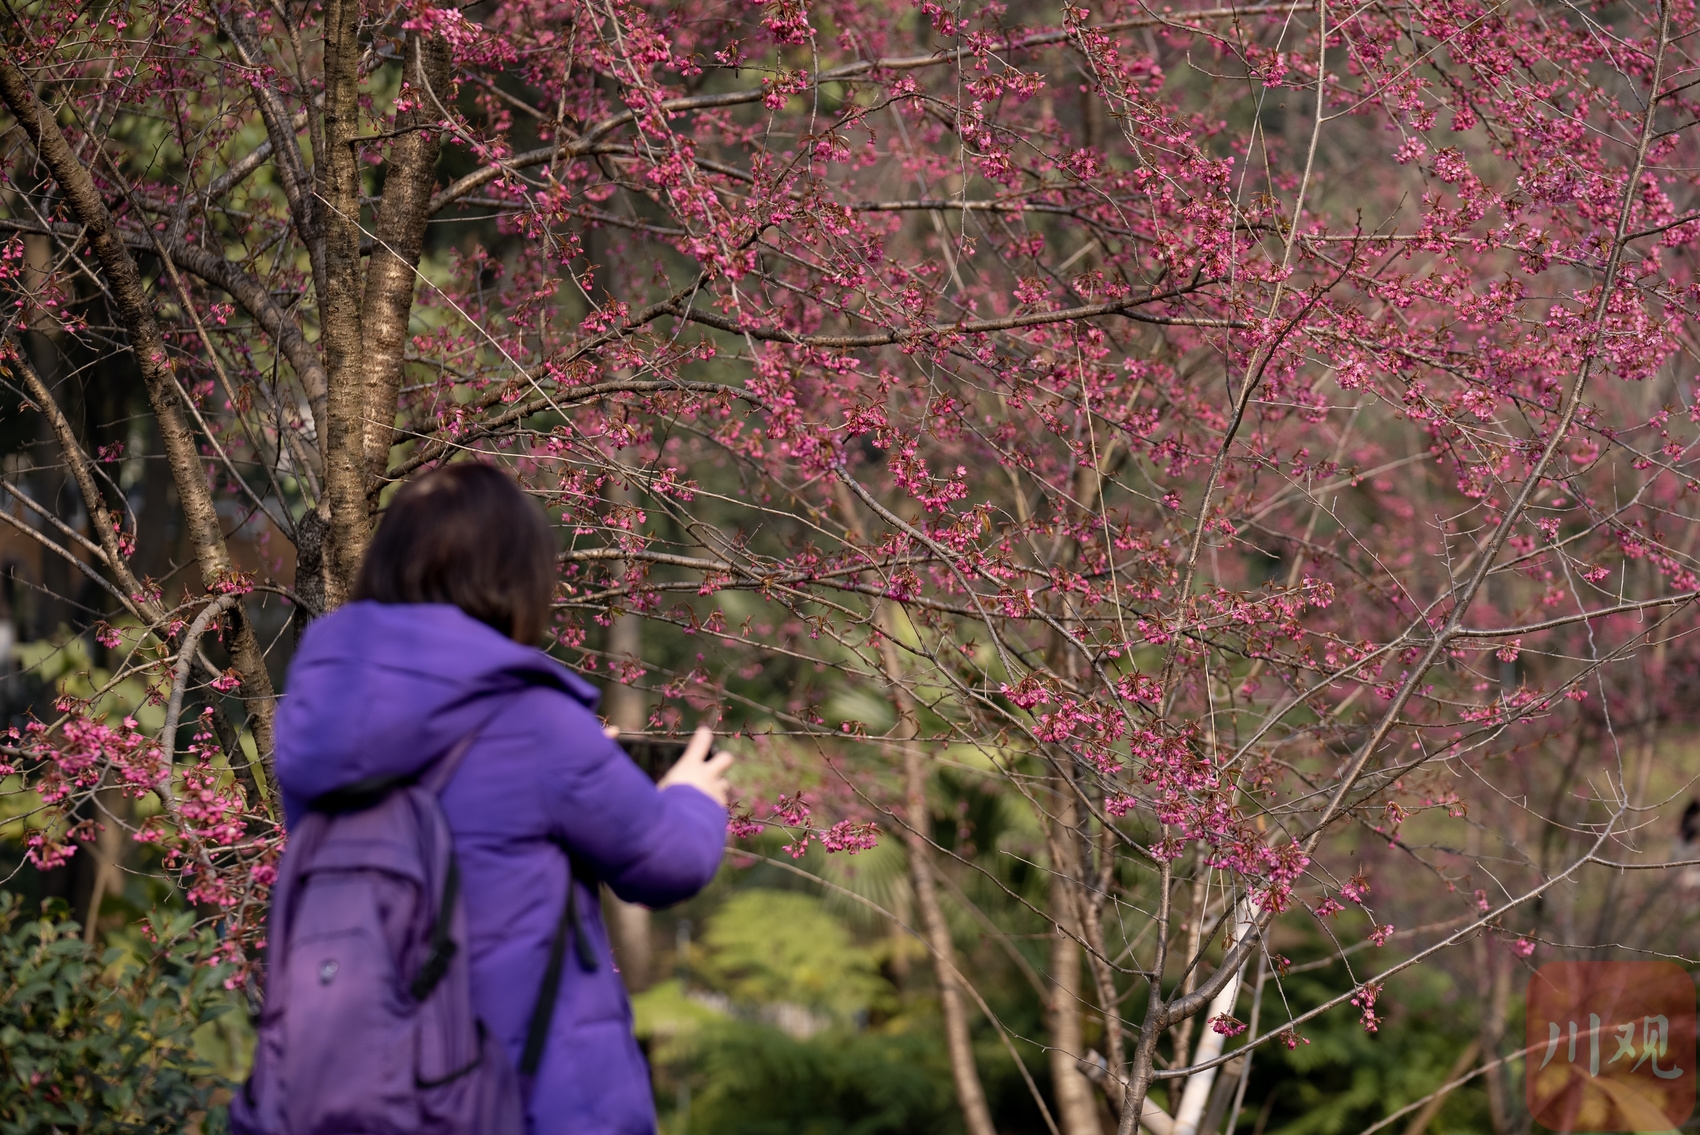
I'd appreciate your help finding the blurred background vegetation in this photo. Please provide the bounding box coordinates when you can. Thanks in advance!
[0,286,1592,1135]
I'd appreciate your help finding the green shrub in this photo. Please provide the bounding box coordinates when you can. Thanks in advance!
[0,893,239,1134]
[693,889,890,1023]
[683,1019,957,1135]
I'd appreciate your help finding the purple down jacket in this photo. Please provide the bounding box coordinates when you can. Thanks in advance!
[274,601,727,1135]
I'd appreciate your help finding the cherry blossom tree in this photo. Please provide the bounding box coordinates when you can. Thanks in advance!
[3,0,1700,1130]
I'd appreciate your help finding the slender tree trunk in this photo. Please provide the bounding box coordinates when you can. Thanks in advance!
[360,32,452,501]
[1165,859,1211,1099]
[316,0,371,601]
[1049,784,1104,1135]
[1400,1039,1480,1135]
[1476,937,1514,1135]
[81,786,126,943]
[0,50,278,765]
[1117,857,1181,1135]
[1197,1054,1243,1135]
[1119,989,1171,1135]
[1080,822,1126,1081]
[897,711,998,1135]
[834,479,996,1135]
[1040,452,1128,1128]
[1467,814,1514,1135]
[1171,913,1249,1135]
[604,479,653,990]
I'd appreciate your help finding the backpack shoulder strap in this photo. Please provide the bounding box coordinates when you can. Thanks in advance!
[519,850,599,1077]
[407,718,498,1002]
[420,726,483,795]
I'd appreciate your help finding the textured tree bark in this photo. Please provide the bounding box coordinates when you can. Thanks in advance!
[1118,996,1170,1135]
[316,0,371,603]
[360,32,452,499]
[0,50,278,766]
[1049,784,1104,1135]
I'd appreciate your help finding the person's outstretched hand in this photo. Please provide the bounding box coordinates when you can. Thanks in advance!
[656,725,734,808]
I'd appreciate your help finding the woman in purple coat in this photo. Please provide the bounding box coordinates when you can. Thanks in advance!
[273,464,731,1135]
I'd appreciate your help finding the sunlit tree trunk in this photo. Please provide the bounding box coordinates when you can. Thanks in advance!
[81,786,125,943]
[835,480,996,1135]
[605,479,653,991]
[1171,905,1252,1135]
[315,0,371,602]
[895,705,998,1135]
[1048,783,1103,1135]
[359,32,452,503]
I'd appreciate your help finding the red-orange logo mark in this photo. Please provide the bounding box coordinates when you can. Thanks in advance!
[1526,961,1696,1132]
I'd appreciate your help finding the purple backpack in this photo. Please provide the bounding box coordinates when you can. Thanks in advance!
[231,730,587,1135]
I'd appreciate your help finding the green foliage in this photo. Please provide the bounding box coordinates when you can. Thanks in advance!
[0,893,237,1134]
[636,886,968,1135]
[694,889,888,1022]
[13,631,166,732]
[1257,958,1492,1135]
[682,1020,957,1135]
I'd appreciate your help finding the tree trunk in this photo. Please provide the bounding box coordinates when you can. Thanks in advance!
[1079,823,1126,1089]
[1171,954,1246,1135]
[360,32,452,502]
[899,720,998,1135]
[603,493,653,991]
[1197,1054,1243,1135]
[1049,782,1103,1135]
[1165,859,1211,1097]
[0,51,278,766]
[1466,817,1515,1135]
[81,787,126,943]
[316,0,372,602]
[833,480,997,1135]
[1475,936,1514,1135]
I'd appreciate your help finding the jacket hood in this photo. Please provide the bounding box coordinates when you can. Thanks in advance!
[275,601,598,804]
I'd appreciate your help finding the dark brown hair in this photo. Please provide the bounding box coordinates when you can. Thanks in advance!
[353,463,556,643]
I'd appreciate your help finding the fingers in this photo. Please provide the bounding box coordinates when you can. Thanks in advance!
[682,723,715,763]
[649,723,731,805]
[702,751,734,806]
[603,724,622,740]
